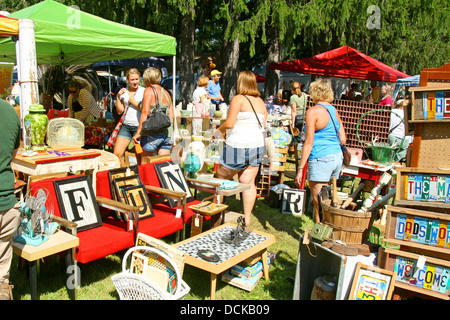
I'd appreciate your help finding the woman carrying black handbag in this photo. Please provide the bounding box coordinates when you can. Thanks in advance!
[133,67,174,163]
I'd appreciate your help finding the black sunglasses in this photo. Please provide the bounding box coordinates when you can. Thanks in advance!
[69,89,78,93]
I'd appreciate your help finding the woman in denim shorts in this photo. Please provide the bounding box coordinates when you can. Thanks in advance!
[114,68,145,166]
[215,71,268,227]
[133,67,174,163]
[295,79,347,223]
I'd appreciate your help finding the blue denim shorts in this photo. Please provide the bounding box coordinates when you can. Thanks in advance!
[140,134,173,152]
[307,152,343,182]
[117,124,138,140]
[220,143,264,171]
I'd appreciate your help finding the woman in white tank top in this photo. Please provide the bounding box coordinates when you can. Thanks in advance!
[215,71,268,227]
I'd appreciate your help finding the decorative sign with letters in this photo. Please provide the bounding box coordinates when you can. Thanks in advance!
[281,188,306,216]
[54,176,102,232]
[108,165,140,200]
[154,161,193,207]
[121,185,154,220]
[349,263,395,300]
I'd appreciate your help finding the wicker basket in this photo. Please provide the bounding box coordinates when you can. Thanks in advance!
[111,272,190,300]
[93,149,120,171]
[112,246,190,300]
[321,200,376,245]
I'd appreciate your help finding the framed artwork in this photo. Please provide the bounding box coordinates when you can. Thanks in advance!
[121,185,154,220]
[53,175,102,232]
[281,188,306,216]
[130,251,169,291]
[154,160,193,207]
[131,251,149,275]
[348,263,395,300]
[108,165,139,200]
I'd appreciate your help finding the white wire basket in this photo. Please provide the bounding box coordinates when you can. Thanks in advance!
[112,246,190,300]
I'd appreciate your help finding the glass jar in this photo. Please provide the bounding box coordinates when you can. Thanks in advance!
[24,104,48,151]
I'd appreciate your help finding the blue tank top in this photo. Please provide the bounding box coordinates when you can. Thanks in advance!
[308,104,342,160]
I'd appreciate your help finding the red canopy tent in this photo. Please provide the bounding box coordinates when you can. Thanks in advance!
[0,14,19,37]
[269,46,409,82]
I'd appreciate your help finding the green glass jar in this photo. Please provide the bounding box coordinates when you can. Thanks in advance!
[24,104,48,151]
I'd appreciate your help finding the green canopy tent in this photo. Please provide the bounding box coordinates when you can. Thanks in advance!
[0,0,177,116]
[0,0,176,65]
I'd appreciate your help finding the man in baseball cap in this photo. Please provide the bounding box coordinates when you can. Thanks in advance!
[207,70,224,107]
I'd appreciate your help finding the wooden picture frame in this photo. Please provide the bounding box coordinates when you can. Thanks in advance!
[348,262,395,300]
[281,188,306,216]
[154,160,193,207]
[121,185,154,220]
[108,165,139,200]
[53,175,102,232]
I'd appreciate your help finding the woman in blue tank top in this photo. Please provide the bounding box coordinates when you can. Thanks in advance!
[295,79,347,222]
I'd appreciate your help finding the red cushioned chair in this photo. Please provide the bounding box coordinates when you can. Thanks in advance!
[29,174,140,264]
[137,160,222,237]
[96,170,184,241]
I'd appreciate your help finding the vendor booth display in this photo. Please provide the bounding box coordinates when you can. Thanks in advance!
[0,0,176,66]
[269,46,410,83]
[364,64,450,300]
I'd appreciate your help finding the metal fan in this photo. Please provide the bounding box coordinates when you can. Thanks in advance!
[15,187,57,246]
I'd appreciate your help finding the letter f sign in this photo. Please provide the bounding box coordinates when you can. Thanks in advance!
[64,188,88,222]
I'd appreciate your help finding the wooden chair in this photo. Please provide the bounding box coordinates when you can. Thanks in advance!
[29,174,140,264]
[138,160,221,237]
[256,147,289,197]
[96,168,185,241]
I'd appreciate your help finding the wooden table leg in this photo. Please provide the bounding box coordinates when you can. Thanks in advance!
[65,249,76,300]
[210,273,217,300]
[29,260,38,300]
[261,250,269,281]
[209,212,222,228]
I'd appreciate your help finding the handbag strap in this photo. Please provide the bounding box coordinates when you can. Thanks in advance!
[243,95,264,129]
[150,86,160,106]
[321,104,342,145]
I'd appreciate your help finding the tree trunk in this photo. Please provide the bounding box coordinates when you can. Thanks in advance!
[177,11,196,107]
[221,36,240,104]
[264,27,281,100]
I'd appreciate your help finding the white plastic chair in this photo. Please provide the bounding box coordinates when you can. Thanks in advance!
[112,246,190,300]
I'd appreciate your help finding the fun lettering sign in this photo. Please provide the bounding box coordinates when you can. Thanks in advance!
[422,91,450,119]
[394,213,450,248]
[404,174,450,203]
[395,257,450,294]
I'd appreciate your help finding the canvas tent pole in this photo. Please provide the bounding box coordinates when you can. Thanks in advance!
[17,19,39,142]
[173,55,176,107]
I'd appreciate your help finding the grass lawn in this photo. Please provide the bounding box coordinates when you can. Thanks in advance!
[9,177,315,301]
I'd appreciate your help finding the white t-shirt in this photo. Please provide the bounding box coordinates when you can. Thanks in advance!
[389,108,413,143]
[121,86,145,126]
[192,87,207,104]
